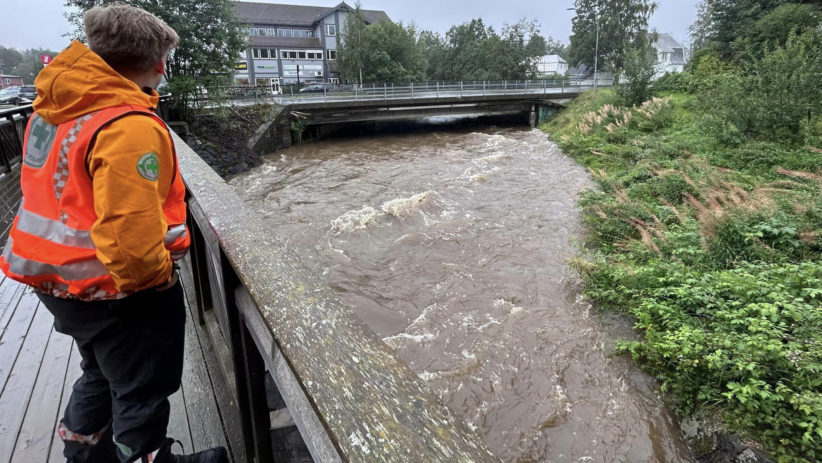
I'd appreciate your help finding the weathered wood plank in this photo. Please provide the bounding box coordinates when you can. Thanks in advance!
[201,309,246,463]
[175,131,501,462]
[11,327,73,461]
[179,257,246,463]
[0,289,39,394]
[235,287,340,463]
[181,292,230,455]
[47,343,81,463]
[0,303,54,463]
[0,278,26,338]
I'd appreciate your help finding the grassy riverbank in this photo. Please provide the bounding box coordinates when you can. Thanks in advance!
[542,89,822,461]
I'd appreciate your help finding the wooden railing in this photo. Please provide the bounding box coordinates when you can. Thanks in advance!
[0,105,31,246]
[176,132,500,463]
[0,105,32,174]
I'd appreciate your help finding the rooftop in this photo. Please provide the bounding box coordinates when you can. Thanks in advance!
[235,1,390,27]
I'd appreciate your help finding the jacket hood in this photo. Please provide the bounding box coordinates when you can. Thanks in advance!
[33,41,159,125]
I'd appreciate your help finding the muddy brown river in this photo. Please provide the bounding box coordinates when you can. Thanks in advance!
[230,118,693,462]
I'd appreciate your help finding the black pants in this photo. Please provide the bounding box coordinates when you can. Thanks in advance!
[39,279,186,463]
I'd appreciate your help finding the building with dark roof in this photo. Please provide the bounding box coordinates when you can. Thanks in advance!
[233,1,391,89]
[653,32,687,78]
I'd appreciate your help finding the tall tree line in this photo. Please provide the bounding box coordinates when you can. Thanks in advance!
[0,47,62,84]
[338,5,553,84]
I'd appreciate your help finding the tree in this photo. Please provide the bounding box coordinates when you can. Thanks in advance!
[615,36,657,105]
[544,36,569,59]
[64,0,246,119]
[0,47,24,75]
[338,2,368,84]
[8,48,60,84]
[689,0,795,58]
[734,3,822,60]
[361,22,427,83]
[419,18,549,81]
[700,27,822,144]
[417,30,448,80]
[568,0,657,72]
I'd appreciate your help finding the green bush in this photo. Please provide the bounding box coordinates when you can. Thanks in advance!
[543,84,822,460]
[618,261,822,462]
[653,72,694,93]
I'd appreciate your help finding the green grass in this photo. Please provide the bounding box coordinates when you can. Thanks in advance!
[544,90,822,462]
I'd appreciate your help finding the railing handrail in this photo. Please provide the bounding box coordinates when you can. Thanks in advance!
[175,131,501,462]
[201,79,613,105]
[0,104,33,176]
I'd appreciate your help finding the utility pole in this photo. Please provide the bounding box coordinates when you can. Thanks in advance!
[296,64,301,87]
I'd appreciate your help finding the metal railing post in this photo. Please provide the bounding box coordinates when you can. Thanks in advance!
[504,80,507,95]
[483,81,486,96]
[460,81,463,97]
[384,83,387,100]
[355,84,359,101]
[436,82,439,98]
[411,82,414,99]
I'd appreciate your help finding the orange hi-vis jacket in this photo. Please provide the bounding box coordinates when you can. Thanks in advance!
[0,41,189,300]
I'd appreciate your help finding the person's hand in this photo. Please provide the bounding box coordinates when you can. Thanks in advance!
[155,269,179,291]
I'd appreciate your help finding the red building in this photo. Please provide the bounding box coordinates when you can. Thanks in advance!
[0,75,23,89]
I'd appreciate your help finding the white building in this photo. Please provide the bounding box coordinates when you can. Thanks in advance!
[653,33,687,79]
[536,54,568,76]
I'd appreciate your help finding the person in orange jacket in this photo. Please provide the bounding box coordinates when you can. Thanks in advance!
[0,4,227,463]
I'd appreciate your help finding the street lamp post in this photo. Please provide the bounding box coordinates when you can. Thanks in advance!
[593,11,600,91]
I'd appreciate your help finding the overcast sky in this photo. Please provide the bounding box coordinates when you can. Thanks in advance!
[2,0,699,53]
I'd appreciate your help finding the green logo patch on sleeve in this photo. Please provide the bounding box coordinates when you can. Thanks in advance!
[137,152,160,181]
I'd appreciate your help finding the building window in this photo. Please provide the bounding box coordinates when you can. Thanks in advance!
[330,77,339,84]
[252,48,270,59]
[326,24,336,36]
[301,30,312,38]
[326,49,337,60]
[298,51,306,59]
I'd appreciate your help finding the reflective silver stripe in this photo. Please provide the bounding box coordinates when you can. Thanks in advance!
[1,236,13,262]
[6,248,108,280]
[16,208,96,249]
[164,224,187,246]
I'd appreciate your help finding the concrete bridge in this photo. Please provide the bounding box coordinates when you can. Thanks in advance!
[245,79,609,153]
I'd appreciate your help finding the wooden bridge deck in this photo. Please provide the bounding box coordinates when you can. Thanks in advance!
[0,258,245,463]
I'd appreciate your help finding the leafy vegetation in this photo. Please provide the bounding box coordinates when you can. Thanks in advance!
[338,4,551,83]
[338,5,426,84]
[568,0,658,72]
[544,80,821,460]
[0,46,61,84]
[65,0,247,121]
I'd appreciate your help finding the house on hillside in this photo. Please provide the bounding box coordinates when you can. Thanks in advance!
[234,1,391,89]
[653,33,687,78]
[536,55,568,76]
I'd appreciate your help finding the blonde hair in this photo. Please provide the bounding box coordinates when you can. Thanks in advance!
[84,3,179,74]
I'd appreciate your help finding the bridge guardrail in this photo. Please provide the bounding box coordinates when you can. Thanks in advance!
[176,130,501,462]
[199,79,613,106]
